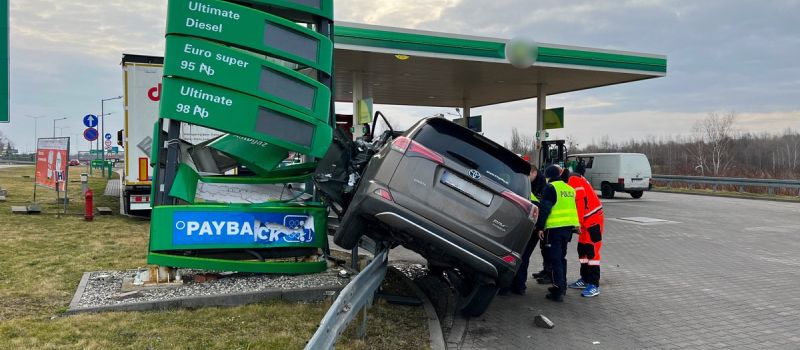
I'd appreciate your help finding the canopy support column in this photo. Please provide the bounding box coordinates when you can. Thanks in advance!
[534,83,546,169]
[352,71,365,141]
[462,103,471,128]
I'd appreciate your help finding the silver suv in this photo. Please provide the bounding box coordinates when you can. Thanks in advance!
[317,117,537,316]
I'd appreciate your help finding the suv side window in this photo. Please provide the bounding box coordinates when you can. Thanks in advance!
[582,157,594,169]
[412,119,529,196]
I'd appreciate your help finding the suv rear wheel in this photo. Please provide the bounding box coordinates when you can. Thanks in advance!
[460,282,498,317]
[629,190,644,199]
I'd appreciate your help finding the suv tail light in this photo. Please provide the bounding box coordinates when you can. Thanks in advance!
[391,136,444,165]
[391,136,411,153]
[373,188,394,202]
[502,255,517,266]
[501,191,536,219]
[618,178,625,186]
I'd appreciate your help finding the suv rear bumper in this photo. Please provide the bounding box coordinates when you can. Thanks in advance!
[338,188,518,286]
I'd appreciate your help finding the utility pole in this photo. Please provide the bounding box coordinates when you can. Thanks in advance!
[25,115,46,148]
[52,117,68,138]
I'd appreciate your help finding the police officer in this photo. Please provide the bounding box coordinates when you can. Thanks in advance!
[536,165,581,302]
[500,168,543,295]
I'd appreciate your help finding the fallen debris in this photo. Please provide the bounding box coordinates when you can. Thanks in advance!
[534,315,555,329]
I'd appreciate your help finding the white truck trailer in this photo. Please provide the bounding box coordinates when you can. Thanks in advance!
[120,54,163,215]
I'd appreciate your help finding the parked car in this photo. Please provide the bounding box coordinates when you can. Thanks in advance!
[567,153,653,199]
[69,159,80,166]
[316,117,537,316]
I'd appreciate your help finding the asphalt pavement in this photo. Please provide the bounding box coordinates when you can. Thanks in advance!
[456,191,800,350]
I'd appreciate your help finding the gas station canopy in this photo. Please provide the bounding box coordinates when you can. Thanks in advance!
[333,22,667,108]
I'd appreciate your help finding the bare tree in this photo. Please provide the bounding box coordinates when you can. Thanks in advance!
[691,112,737,176]
[505,128,535,156]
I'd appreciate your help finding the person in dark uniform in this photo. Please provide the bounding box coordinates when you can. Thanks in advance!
[500,167,544,295]
[536,165,581,302]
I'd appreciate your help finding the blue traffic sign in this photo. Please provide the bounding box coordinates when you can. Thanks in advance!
[104,133,112,140]
[83,114,98,128]
[84,128,98,141]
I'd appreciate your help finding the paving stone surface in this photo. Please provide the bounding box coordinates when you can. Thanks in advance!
[458,192,800,350]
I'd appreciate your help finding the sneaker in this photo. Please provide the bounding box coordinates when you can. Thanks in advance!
[581,284,600,297]
[568,279,587,289]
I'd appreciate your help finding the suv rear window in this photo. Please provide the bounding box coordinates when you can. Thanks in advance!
[412,118,530,196]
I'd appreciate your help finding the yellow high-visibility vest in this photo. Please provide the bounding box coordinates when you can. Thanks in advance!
[530,192,540,203]
[545,180,580,229]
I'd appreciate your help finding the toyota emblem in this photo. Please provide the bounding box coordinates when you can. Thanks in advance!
[469,170,481,180]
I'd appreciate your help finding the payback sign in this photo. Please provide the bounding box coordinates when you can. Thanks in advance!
[35,137,70,190]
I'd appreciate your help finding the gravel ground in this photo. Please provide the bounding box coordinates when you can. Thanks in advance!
[76,269,349,309]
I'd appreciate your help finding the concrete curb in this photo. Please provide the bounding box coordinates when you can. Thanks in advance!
[65,278,345,316]
[393,267,446,350]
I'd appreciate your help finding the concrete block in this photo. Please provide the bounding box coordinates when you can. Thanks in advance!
[26,204,42,214]
[96,207,113,215]
[113,291,142,300]
[11,206,27,214]
[534,315,555,329]
[0,195,6,202]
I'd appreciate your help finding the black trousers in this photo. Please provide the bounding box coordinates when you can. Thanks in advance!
[545,227,573,292]
[511,234,539,292]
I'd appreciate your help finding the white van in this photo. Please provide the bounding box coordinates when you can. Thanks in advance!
[567,153,653,199]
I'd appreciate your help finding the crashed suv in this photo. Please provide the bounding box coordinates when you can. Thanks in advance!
[316,116,537,316]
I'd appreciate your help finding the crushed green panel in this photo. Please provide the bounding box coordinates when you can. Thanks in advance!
[149,203,328,251]
[168,164,315,203]
[233,0,333,20]
[164,35,331,119]
[209,134,289,176]
[334,25,506,60]
[168,164,202,203]
[159,77,333,158]
[166,0,333,74]
[266,162,317,177]
[148,252,327,274]
[537,46,667,73]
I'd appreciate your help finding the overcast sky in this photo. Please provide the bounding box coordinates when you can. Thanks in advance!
[1,0,799,153]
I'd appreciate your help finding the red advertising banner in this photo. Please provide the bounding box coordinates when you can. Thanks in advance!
[35,137,70,191]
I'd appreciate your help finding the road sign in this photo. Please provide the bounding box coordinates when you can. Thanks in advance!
[90,149,104,155]
[104,133,112,140]
[165,0,333,74]
[159,77,333,158]
[163,35,330,119]
[84,128,98,141]
[104,140,113,149]
[83,114,98,128]
[0,1,7,123]
[543,107,565,129]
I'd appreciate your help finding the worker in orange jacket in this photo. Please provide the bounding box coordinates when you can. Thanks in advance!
[566,162,604,297]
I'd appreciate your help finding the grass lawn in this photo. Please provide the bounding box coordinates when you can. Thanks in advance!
[0,166,429,349]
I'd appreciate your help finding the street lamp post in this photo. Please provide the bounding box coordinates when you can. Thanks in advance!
[52,117,68,137]
[25,115,46,148]
[101,96,123,163]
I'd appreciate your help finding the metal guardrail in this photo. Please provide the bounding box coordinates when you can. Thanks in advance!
[305,247,389,350]
[652,175,800,195]
[0,159,35,165]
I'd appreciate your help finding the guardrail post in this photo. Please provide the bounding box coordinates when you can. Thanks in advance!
[713,184,718,192]
[739,186,744,193]
[768,187,774,196]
